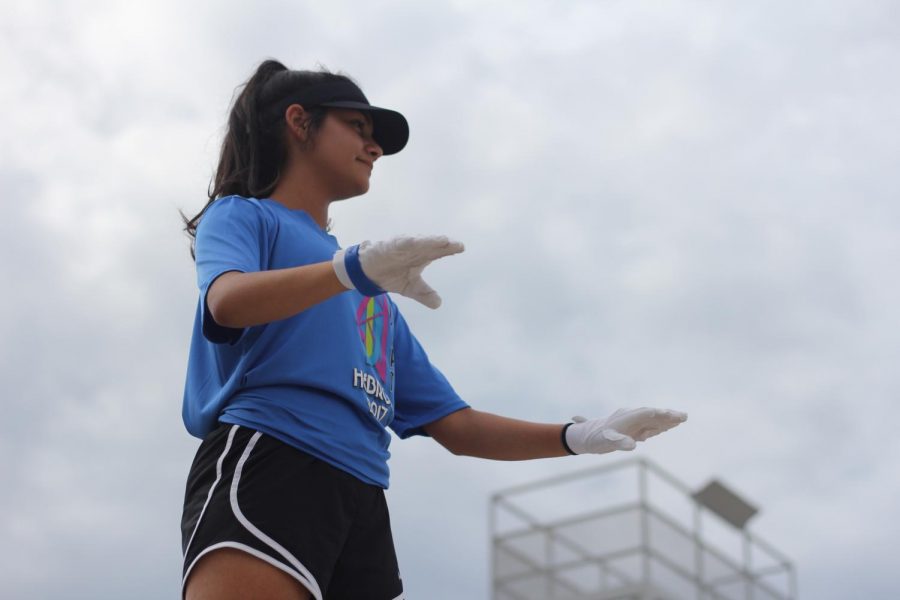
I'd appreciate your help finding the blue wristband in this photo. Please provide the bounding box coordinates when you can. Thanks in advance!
[345,244,387,297]
[561,423,577,455]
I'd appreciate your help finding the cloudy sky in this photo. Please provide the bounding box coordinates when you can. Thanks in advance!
[2,0,898,598]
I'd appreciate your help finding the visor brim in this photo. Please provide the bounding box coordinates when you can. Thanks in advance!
[320,100,409,155]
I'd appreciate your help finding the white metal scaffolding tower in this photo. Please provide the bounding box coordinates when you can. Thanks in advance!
[490,458,795,600]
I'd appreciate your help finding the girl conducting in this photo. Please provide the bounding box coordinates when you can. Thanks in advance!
[180,59,686,600]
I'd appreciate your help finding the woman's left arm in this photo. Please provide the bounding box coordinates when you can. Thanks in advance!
[423,406,687,460]
[423,408,569,460]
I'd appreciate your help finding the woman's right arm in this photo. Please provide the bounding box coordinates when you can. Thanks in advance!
[206,234,466,329]
[206,262,348,328]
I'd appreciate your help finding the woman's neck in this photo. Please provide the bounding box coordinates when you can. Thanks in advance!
[268,169,331,229]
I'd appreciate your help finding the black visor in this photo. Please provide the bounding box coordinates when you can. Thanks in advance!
[264,79,409,155]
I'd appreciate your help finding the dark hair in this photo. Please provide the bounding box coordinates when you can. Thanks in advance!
[182,59,355,257]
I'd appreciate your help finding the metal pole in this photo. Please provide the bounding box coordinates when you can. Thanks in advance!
[743,530,752,600]
[789,562,797,599]
[695,504,704,600]
[489,496,497,600]
[639,460,650,586]
[545,527,553,599]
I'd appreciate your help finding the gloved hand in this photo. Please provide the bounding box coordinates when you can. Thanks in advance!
[333,235,465,309]
[563,407,687,455]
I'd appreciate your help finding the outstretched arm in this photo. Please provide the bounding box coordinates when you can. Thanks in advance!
[207,235,465,328]
[424,407,687,460]
[208,263,346,328]
[424,408,570,460]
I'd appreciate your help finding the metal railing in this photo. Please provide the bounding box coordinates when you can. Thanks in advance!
[490,458,796,600]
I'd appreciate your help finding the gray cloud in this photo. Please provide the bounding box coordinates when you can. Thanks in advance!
[2,1,899,598]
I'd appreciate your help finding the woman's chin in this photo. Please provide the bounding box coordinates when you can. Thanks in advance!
[335,182,370,201]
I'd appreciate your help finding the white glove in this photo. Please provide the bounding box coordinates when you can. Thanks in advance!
[333,235,465,309]
[563,407,687,455]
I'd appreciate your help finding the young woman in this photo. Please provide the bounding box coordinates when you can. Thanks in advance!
[180,59,686,600]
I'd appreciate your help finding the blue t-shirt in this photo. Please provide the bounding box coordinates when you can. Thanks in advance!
[182,196,468,488]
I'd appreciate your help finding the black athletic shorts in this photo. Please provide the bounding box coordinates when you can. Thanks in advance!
[181,423,404,600]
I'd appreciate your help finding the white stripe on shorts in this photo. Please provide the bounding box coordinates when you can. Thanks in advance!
[181,426,324,600]
[183,541,316,597]
[230,431,324,600]
[183,424,239,560]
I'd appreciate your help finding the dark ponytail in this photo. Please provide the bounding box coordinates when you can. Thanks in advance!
[182,59,353,258]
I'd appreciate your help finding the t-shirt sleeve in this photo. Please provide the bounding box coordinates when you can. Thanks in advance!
[194,196,271,344]
[390,309,469,439]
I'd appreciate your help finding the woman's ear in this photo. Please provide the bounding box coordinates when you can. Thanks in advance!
[284,104,310,142]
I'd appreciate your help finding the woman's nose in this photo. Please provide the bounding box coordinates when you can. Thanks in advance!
[367,141,384,161]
